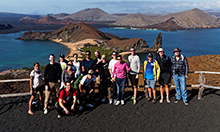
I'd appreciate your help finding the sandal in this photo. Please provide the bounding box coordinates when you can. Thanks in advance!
[159,98,163,103]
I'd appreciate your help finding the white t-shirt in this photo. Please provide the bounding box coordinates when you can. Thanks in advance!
[60,62,67,71]
[80,75,96,87]
[108,59,118,77]
[72,61,81,78]
[30,70,44,88]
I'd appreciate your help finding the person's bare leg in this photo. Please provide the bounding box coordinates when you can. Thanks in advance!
[148,88,152,98]
[28,95,35,115]
[153,89,156,100]
[160,85,164,103]
[165,85,170,103]
[134,86,137,99]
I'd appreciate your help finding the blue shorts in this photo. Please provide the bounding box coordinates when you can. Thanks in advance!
[146,79,156,89]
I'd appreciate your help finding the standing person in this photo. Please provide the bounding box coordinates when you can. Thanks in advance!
[94,55,111,103]
[56,82,76,118]
[143,53,160,104]
[61,61,76,88]
[112,55,130,105]
[171,48,189,106]
[72,53,81,78]
[44,54,62,114]
[78,70,96,109]
[156,48,172,103]
[128,47,140,105]
[59,53,67,71]
[108,51,118,104]
[81,50,95,75]
[28,62,44,115]
[93,50,102,100]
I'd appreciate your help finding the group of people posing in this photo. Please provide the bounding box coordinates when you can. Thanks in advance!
[28,47,189,118]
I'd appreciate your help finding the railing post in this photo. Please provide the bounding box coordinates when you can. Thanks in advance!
[198,73,206,100]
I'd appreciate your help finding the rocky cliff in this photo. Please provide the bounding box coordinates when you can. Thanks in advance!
[0,24,14,30]
[18,22,150,52]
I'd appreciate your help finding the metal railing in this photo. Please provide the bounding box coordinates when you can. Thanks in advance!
[0,71,220,99]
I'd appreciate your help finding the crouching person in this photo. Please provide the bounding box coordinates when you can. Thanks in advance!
[56,81,76,118]
[78,70,96,110]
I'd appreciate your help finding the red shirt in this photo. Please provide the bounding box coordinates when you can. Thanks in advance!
[58,88,76,104]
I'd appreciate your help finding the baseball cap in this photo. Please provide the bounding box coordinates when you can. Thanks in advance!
[59,53,65,58]
[158,48,164,53]
[88,69,94,75]
[147,52,153,57]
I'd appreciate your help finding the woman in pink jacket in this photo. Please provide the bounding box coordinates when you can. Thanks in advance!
[112,55,130,105]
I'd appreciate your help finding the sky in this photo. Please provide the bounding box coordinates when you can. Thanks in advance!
[0,0,220,15]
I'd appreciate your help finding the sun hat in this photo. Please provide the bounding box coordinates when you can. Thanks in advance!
[173,48,181,53]
[157,48,164,53]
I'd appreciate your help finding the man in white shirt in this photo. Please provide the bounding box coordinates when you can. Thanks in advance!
[128,48,140,105]
[78,70,96,109]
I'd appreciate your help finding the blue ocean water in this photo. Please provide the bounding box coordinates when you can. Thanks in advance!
[99,28,220,63]
[0,28,220,71]
[0,31,69,71]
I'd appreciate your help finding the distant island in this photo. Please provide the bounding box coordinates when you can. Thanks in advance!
[18,22,162,57]
[0,8,220,33]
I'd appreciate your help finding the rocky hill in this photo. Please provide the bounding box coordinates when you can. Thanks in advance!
[33,16,60,25]
[0,24,14,30]
[59,8,121,22]
[18,22,150,51]
[114,8,220,29]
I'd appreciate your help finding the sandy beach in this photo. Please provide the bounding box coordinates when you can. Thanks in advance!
[52,39,103,60]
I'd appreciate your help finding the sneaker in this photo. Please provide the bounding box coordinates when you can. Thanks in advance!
[148,97,152,102]
[115,101,120,105]
[109,99,113,104]
[101,98,106,103]
[159,98,163,103]
[113,99,117,105]
[86,103,94,108]
[121,100,125,105]
[57,115,61,119]
[44,109,48,115]
[184,101,189,106]
[174,99,179,104]
[133,99,136,105]
[130,96,134,100]
[152,99,156,104]
[79,106,83,111]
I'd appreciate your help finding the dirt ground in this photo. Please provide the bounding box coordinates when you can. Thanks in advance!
[0,89,220,132]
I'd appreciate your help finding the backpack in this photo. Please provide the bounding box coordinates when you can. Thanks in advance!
[73,74,84,89]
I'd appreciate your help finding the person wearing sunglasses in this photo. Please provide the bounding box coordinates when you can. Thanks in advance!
[61,61,76,89]
[81,50,95,75]
[112,55,130,105]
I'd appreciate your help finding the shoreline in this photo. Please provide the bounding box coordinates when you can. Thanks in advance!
[51,39,102,61]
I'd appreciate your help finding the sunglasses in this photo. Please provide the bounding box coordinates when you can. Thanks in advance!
[67,64,73,66]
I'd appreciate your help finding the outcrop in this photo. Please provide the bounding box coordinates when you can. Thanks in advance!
[18,22,150,52]
[0,24,14,30]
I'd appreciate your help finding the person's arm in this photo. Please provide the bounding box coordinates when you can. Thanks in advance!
[137,56,141,73]
[61,70,66,87]
[89,81,96,94]
[143,61,147,80]
[155,61,161,81]
[184,57,189,78]
[125,62,130,72]
[79,83,83,93]
[58,63,62,82]
[71,96,76,110]
[112,64,117,82]
[44,65,49,86]
[59,99,69,114]
[29,76,33,94]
